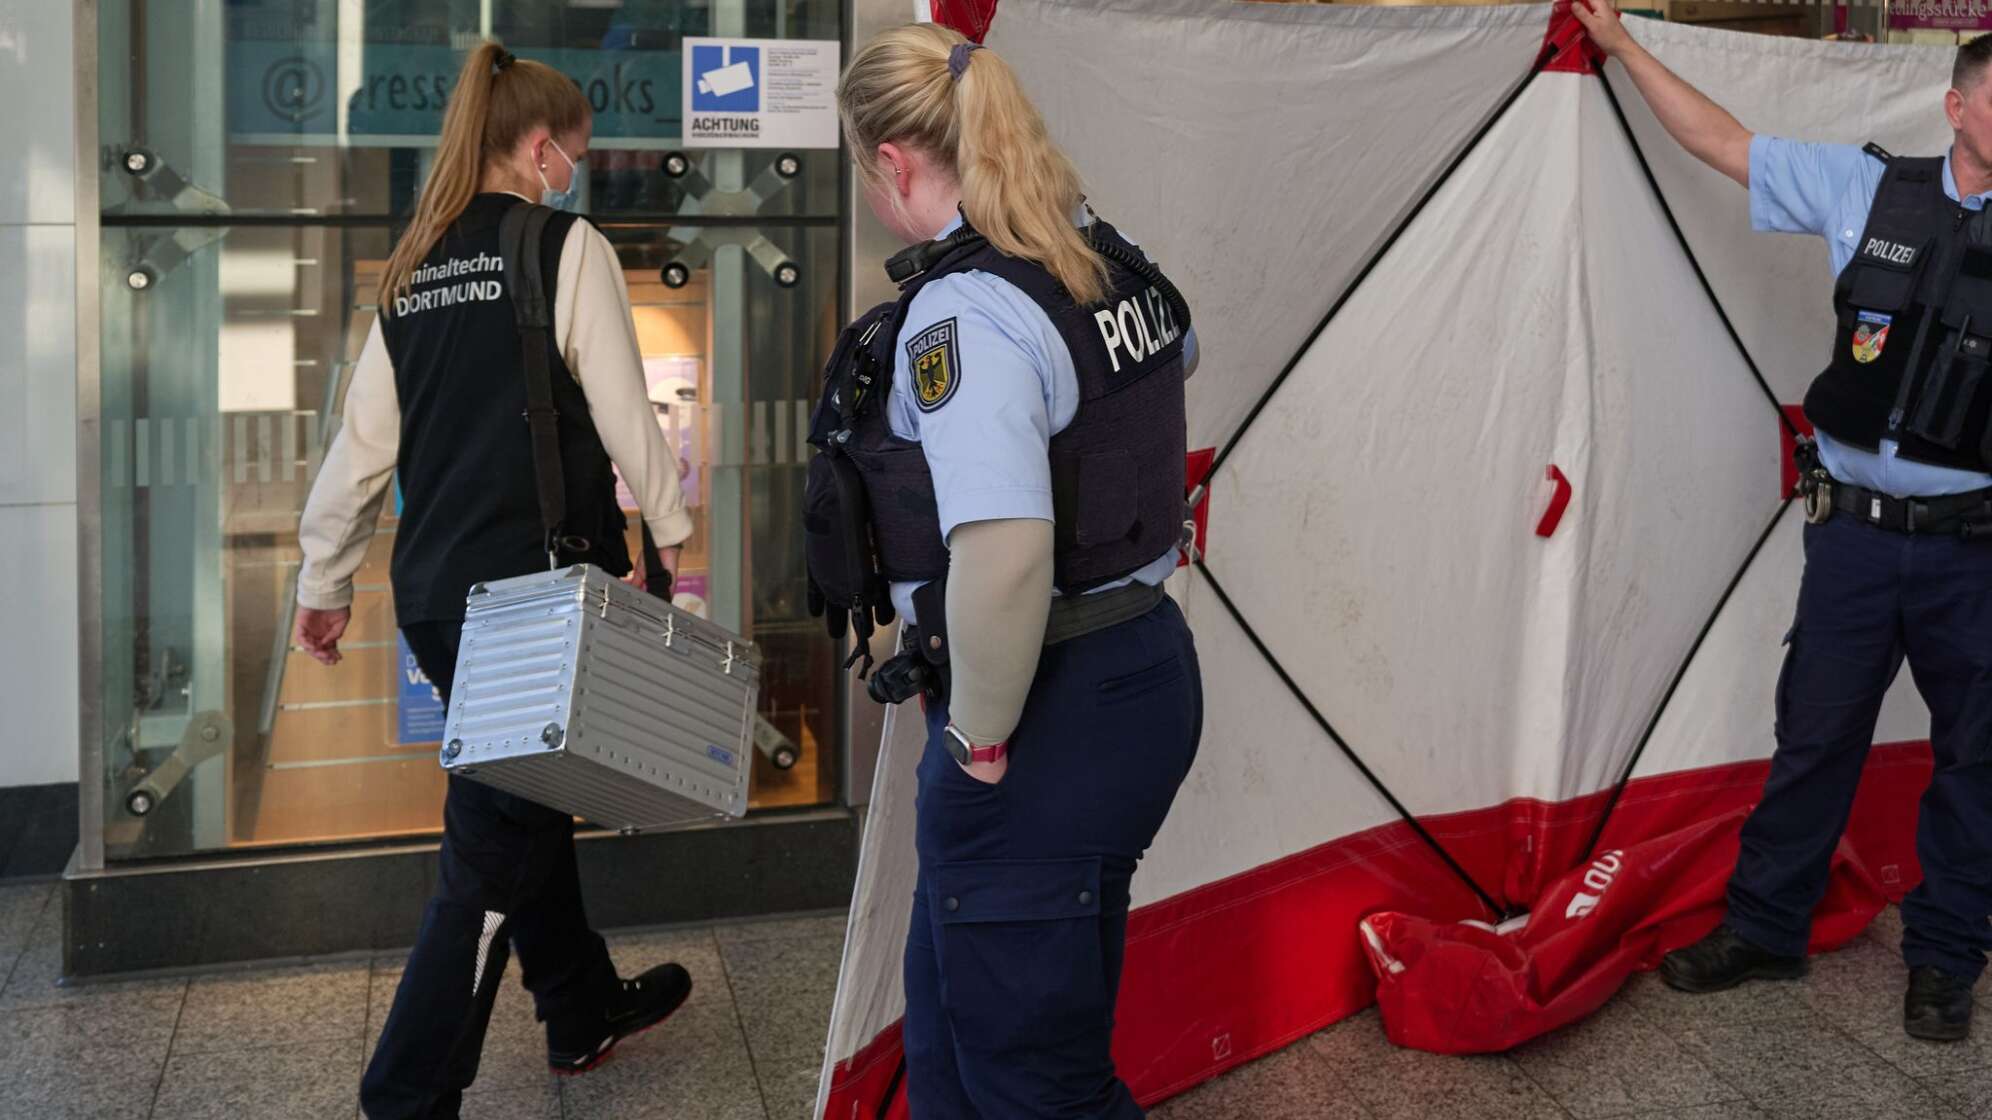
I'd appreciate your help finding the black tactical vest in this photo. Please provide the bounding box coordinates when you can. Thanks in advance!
[1805,152,1992,471]
[380,194,629,623]
[802,217,1191,654]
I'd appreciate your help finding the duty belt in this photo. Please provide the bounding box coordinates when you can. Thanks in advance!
[1827,480,1992,537]
[1044,580,1168,645]
[871,581,1169,707]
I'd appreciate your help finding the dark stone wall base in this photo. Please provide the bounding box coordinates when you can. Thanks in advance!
[62,809,857,978]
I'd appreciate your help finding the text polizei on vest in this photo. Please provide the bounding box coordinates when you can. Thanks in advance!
[395,252,506,318]
[1094,284,1183,374]
[1863,236,1918,266]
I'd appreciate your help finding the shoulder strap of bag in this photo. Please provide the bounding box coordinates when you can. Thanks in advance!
[500,203,569,569]
[499,203,671,592]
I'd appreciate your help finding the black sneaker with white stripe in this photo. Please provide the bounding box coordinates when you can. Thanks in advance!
[547,962,693,1075]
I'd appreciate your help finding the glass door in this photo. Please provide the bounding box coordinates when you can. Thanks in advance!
[93,0,845,861]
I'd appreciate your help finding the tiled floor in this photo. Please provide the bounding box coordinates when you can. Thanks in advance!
[1,888,1986,1120]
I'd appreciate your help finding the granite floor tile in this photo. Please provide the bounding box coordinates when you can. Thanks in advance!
[0,1030,167,1120]
[460,1084,563,1119]
[1308,1010,1567,1120]
[1790,941,1992,1079]
[1511,995,1738,1118]
[0,903,188,1013]
[755,1060,825,1120]
[1863,906,1905,952]
[720,932,840,1075]
[150,1039,363,1120]
[1674,1010,1921,1108]
[1620,968,1814,1033]
[1149,1044,1371,1120]
[710,912,849,950]
[1842,1018,1992,1081]
[0,982,182,1054]
[1796,935,1907,1027]
[1744,1069,1963,1120]
[1610,1106,1767,1120]
[172,960,371,1055]
[1921,1066,1992,1117]
[0,882,50,966]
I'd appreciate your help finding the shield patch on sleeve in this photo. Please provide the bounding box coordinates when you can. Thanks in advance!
[907,318,961,413]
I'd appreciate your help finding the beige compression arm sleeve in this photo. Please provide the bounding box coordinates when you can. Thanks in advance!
[296,322,399,610]
[555,220,696,547]
[943,518,1055,744]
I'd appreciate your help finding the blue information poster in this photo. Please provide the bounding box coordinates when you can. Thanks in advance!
[397,631,447,745]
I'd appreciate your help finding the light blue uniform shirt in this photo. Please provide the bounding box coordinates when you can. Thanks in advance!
[1749,135,1992,498]
[886,213,1196,623]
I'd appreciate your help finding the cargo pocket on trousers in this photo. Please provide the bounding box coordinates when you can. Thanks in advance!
[931,856,1108,1053]
[1773,623,1800,740]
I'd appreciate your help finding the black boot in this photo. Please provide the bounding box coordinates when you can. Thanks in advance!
[547,962,693,1075]
[1659,924,1808,994]
[1904,966,1975,1043]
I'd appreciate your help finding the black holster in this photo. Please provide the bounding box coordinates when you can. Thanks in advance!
[865,576,952,707]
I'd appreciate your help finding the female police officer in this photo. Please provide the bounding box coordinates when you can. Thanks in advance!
[292,42,696,1117]
[825,24,1204,1118]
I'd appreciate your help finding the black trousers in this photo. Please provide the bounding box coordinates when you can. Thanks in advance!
[905,599,1203,1118]
[1726,516,1992,980]
[360,621,617,1120]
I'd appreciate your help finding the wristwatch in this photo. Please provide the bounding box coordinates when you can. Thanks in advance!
[943,723,1008,766]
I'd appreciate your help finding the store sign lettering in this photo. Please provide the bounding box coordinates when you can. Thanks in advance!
[228,41,684,142]
[1889,0,1992,30]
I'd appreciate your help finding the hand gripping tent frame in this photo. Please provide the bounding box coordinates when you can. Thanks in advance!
[818,5,1951,1115]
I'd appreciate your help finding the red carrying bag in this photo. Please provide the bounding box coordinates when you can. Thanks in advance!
[1357,806,1887,1054]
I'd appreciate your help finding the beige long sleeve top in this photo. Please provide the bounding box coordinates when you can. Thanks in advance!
[943,518,1056,746]
[296,209,694,611]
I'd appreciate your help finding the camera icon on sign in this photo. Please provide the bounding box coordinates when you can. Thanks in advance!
[691,45,760,112]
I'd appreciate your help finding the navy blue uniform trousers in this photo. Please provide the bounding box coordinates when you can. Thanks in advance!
[905,598,1203,1119]
[361,621,617,1120]
[1726,515,1992,980]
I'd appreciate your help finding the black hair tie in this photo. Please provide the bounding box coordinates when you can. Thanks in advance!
[494,50,517,73]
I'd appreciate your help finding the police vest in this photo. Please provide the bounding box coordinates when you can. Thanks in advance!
[1805,152,1992,472]
[802,216,1191,653]
[380,194,629,623]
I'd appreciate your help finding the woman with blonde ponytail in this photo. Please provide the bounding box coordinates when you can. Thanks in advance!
[814,23,1202,1118]
[296,42,697,1117]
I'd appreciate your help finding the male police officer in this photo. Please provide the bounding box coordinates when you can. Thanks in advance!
[1574,0,1992,1042]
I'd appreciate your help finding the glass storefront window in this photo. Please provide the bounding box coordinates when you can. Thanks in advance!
[93,0,845,861]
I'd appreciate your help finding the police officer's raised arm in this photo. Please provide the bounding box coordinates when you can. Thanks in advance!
[1574,0,1752,187]
[553,220,696,566]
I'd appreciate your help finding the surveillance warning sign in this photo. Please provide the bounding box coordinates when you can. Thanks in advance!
[683,37,841,150]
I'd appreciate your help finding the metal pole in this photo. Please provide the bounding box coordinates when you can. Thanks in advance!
[75,0,107,872]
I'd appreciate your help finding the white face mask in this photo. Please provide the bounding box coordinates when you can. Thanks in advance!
[537,140,581,211]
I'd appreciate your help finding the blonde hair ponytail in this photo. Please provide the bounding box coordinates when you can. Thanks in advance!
[839,24,1109,305]
[378,42,591,312]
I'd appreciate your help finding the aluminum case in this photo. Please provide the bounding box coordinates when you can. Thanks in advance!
[441,564,758,830]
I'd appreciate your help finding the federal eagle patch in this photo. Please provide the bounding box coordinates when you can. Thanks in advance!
[907,318,961,412]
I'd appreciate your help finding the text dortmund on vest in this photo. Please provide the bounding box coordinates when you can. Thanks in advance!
[394,251,507,318]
